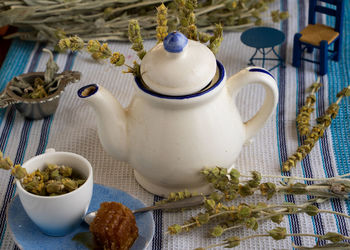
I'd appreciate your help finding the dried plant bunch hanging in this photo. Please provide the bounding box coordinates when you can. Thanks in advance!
[296,77,322,136]
[0,0,288,43]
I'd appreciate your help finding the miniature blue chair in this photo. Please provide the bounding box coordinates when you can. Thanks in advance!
[292,0,345,75]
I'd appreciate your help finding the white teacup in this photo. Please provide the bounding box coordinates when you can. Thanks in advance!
[16,149,93,236]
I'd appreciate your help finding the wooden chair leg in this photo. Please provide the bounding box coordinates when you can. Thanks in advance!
[319,40,328,76]
[292,33,302,68]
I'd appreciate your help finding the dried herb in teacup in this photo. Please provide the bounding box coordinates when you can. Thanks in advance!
[0,151,86,196]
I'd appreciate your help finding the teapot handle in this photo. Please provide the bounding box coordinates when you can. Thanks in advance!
[226,67,278,142]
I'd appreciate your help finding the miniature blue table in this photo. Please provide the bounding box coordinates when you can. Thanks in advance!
[240,26,285,71]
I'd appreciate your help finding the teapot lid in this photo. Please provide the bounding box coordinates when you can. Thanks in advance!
[140,32,217,96]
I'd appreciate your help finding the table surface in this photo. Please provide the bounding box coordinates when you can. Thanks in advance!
[0,1,349,250]
[240,26,286,48]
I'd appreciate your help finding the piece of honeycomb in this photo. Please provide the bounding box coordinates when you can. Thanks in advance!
[90,202,139,250]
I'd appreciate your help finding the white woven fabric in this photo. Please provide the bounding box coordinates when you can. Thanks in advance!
[1,0,349,249]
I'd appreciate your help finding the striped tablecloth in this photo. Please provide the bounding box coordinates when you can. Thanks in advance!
[0,0,349,249]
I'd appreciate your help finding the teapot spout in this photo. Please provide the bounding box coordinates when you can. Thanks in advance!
[78,84,128,161]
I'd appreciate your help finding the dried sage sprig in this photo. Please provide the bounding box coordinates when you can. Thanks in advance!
[157,189,196,204]
[271,9,290,23]
[208,24,223,55]
[168,192,349,236]
[58,35,140,76]
[174,0,223,54]
[58,36,84,52]
[156,3,168,43]
[201,166,350,200]
[43,48,59,84]
[128,19,147,60]
[283,86,350,172]
[195,227,350,249]
[164,166,350,250]
[176,0,198,40]
[296,77,322,136]
[0,151,85,196]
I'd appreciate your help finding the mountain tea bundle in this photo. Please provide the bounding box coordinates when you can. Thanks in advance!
[0,0,288,43]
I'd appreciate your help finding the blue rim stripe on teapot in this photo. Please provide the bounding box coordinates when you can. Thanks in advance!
[135,61,225,100]
[248,68,275,80]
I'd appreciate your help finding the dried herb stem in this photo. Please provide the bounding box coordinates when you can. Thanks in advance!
[168,167,350,236]
[222,203,350,233]
[283,86,350,172]
[156,3,168,43]
[221,211,303,233]
[168,198,350,236]
[198,229,350,249]
[318,209,350,219]
[296,77,322,136]
[164,167,350,249]
[202,167,350,201]
[128,19,146,59]
[275,184,349,199]
[195,3,225,16]
[240,172,350,182]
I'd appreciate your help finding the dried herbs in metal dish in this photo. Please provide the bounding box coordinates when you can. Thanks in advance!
[0,49,81,119]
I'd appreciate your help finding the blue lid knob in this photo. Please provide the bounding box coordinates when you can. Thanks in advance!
[163,32,188,53]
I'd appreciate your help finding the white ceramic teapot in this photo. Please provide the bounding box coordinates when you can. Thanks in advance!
[78,32,278,196]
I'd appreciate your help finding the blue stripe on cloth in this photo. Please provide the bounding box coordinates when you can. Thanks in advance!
[311,8,349,241]
[63,52,76,71]
[34,51,60,156]
[295,4,328,240]
[296,65,326,245]
[8,50,76,250]
[0,106,16,152]
[152,195,163,250]
[35,116,52,155]
[0,40,35,125]
[294,1,326,244]
[0,43,44,153]
[32,51,75,157]
[317,79,349,239]
[0,40,35,91]
[0,120,33,245]
[327,0,350,223]
[277,0,302,246]
[27,44,46,72]
[0,43,46,247]
[34,51,76,157]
